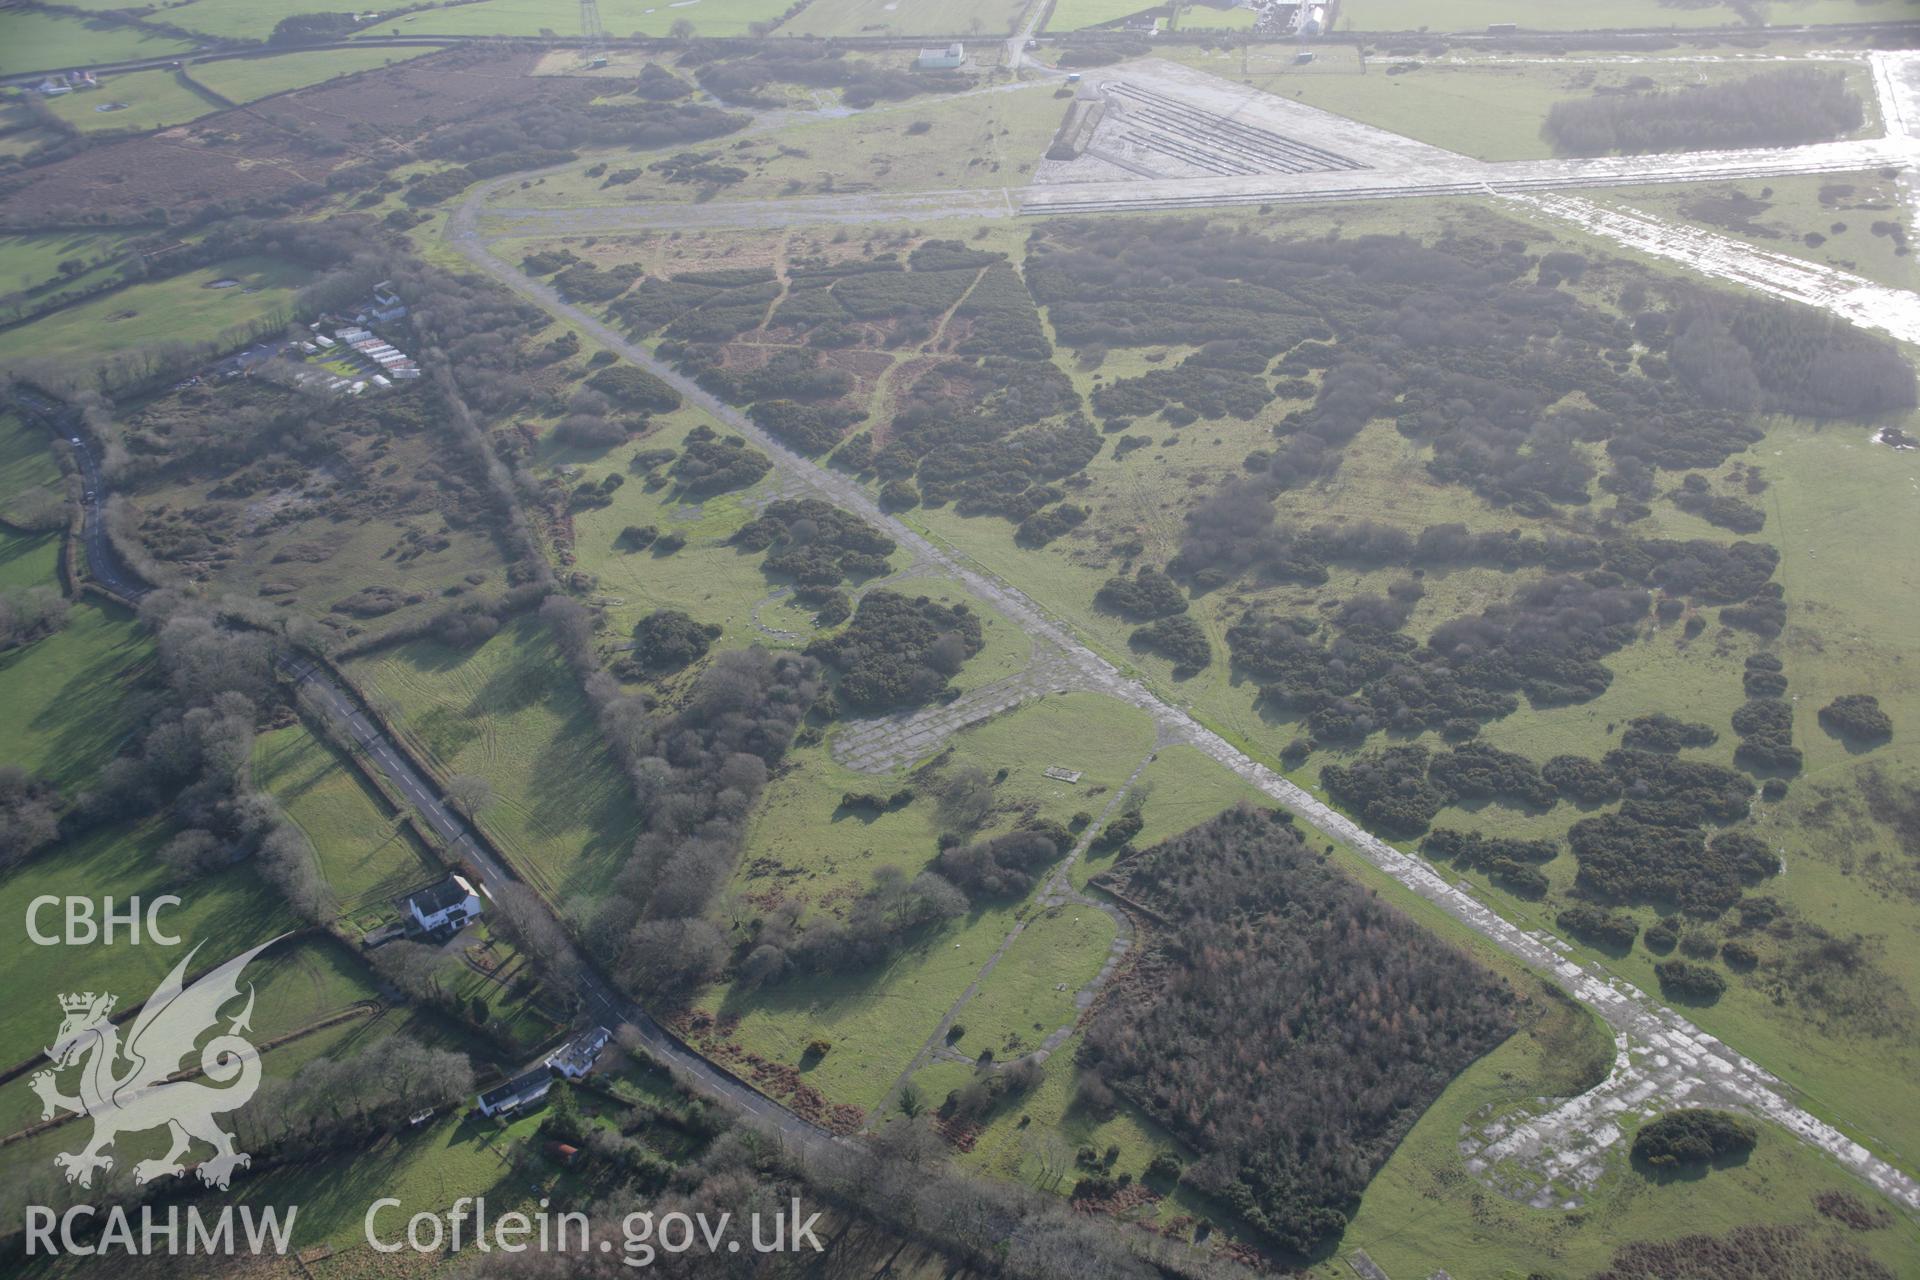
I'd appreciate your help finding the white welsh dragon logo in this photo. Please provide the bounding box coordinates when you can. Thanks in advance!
[31,937,281,1191]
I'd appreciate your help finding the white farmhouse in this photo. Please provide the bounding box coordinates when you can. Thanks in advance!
[404,874,482,934]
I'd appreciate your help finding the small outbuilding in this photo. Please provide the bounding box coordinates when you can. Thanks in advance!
[477,1067,554,1118]
[916,43,966,70]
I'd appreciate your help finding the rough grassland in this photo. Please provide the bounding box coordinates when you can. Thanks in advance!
[1598,170,1919,291]
[702,897,1029,1112]
[703,693,1160,1109]
[1070,742,1269,888]
[42,70,218,135]
[0,257,303,376]
[1399,412,1920,1170]
[1,12,194,76]
[736,196,1920,1180]
[1321,834,1920,1278]
[560,412,1022,689]
[347,614,640,899]
[188,49,430,103]
[253,722,445,912]
[131,429,507,647]
[736,690,1151,920]
[944,902,1114,1060]
[508,85,1064,209]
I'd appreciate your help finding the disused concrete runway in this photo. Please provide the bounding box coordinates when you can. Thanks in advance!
[456,49,1920,1217]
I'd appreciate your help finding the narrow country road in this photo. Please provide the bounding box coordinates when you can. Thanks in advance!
[279,655,836,1146]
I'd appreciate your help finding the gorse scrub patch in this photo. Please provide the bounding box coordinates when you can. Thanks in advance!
[1544,67,1864,157]
[805,590,984,710]
[1630,1108,1758,1168]
[1083,806,1516,1255]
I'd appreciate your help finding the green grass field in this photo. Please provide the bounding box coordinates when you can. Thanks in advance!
[0,256,303,380]
[156,0,369,40]
[0,932,384,1143]
[558,411,1022,684]
[701,896,1030,1113]
[559,411,828,652]
[41,69,217,134]
[698,690,1162,1111]
[363,0,795,39]
[346,614,640,900]
[1071,742,1269,888]
[230,1107,553,1253]
[0,411,62,515]
[1338,0,1915,29]
[647,193,1920,1185]
[777,0,1028,36]
[253,721,445,914]
[1044,0,1159,30]
[1342,0,1742,30]
[0,230,129,301]
[0,819,298,1066]
[438,920,568,1053]
[188,48,429,103]
[0,526,59,591]
[0,11,195,76]
[1168,46,1880,162]
[0,594,150,791]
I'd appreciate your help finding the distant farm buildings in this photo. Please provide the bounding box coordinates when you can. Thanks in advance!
[36,71,99,96]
